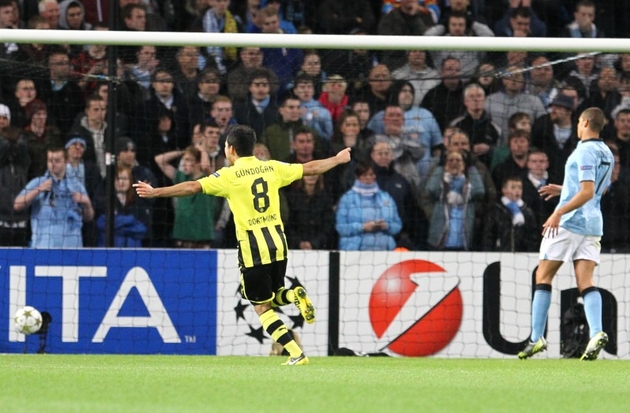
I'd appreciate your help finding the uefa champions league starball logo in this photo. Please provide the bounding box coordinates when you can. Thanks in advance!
[369,260,463,357]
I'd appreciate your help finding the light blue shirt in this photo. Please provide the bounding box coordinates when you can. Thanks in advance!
[19,172,87,248]
[300,99,333,140]
[558,139,614,236]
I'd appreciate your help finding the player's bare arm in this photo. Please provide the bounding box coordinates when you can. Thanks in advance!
[302,147,351,176]
[542,181,594,237]
[538,184,562,201]
[134,180,202,198]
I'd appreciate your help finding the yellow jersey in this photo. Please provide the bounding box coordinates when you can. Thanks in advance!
[198,156,303,268]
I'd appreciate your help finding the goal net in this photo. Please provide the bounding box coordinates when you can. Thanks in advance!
[0,28,629,359]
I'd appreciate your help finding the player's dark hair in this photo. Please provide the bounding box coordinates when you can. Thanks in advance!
[226,125,256,157]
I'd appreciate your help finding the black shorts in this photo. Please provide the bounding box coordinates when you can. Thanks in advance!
[240,260,288,304]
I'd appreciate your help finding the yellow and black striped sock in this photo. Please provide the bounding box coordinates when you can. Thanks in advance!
[259,309,302,357]
[271,287,295,307]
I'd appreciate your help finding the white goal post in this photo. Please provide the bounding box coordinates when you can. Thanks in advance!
[2,29,630,53]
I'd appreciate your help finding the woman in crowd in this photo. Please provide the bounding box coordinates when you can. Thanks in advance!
[96,166,149,247]
[335,162,402,250]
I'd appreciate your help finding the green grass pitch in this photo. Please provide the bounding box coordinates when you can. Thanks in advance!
[1,355,629,413]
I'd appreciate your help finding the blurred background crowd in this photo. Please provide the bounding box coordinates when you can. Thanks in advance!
[1,0,630,253]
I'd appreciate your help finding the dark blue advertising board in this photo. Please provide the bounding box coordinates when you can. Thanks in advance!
[0,249,217,354]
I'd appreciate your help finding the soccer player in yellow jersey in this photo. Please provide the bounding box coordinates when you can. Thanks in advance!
[134,125,351,365]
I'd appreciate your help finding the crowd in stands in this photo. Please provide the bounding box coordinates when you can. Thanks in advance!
[1,0,630,253]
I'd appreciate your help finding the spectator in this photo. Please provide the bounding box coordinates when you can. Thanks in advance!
[233,69,279,140]
[580,67,621,121]
[318,75,349,125]
[382,0,440,24]
[422,128,496,251]
[14,146,94,248]
[293,74,333,140]
[450,83,501,168]
[68,95,107,177]
[285,174,335,250]
[490,111,532,170]
[531,93,577,183]
[209,96,237,142]
[188,67,222,127]
[64,135,103,247]
[527,55,562,110]
[139,110,187,176]
[5,78,37,129]
[0,103,9,129]
[335,162,402,251]
[38,0,61,29]
[0,126,30,246]
[96,165,148,247]
[292,51,327,98]
[439,0,486,26]
[521,149,556,231]
[328,110,366,202]
[259,6,302,95]
[154,145,217,248]
[377,0,429,70]
[133,67,191,159]
[565,53,598,98]
[483,176,538,252]
[125,45,160,102]
[59,0,91,30]
[171,46,202,99]
[491,129,530,191]
[196,120,227,175]
[609,109,630,176]
[421,57,465,132]
[424,148,485,251]
[0,0,18,60]
[424,11,493,75]
[392,50,440,106]
[115,136,159,245]
[493,3,546,37]
[245,0,297,34]
[23,99,63,180]
[202,0,240,75]
[316,0,376,34]
[369,81,442,178]
[600,149,630,253]
[120,3,146,31]
[350,99,374,142]
[352,64,393,116]
[369,105,425,192]
[259,95,312,161]
[485,67,546,145]
[73,43,110,94]
[36,47,85,135]
[563,0,603,38]
[227,47,279,103]
[92,81,131,137]
[469,62,502,97]
[370,139,426,250]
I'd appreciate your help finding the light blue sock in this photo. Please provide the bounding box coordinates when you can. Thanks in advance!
[582,287,603,338]
[531,285,552,342]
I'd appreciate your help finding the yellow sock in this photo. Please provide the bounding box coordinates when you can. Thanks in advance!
[259,309,302,357]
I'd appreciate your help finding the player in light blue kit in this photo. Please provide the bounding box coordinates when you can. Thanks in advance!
[518,107,614,361]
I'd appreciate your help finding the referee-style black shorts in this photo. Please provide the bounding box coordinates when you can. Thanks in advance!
[240,260,288,304]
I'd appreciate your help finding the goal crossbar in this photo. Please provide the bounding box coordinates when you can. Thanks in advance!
[2,30,630,53]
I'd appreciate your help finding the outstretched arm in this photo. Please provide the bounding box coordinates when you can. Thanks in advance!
[302,147,351,176]
[134,180,202,198]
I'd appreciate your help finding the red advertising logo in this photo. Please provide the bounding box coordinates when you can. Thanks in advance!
[369,260,463,357]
